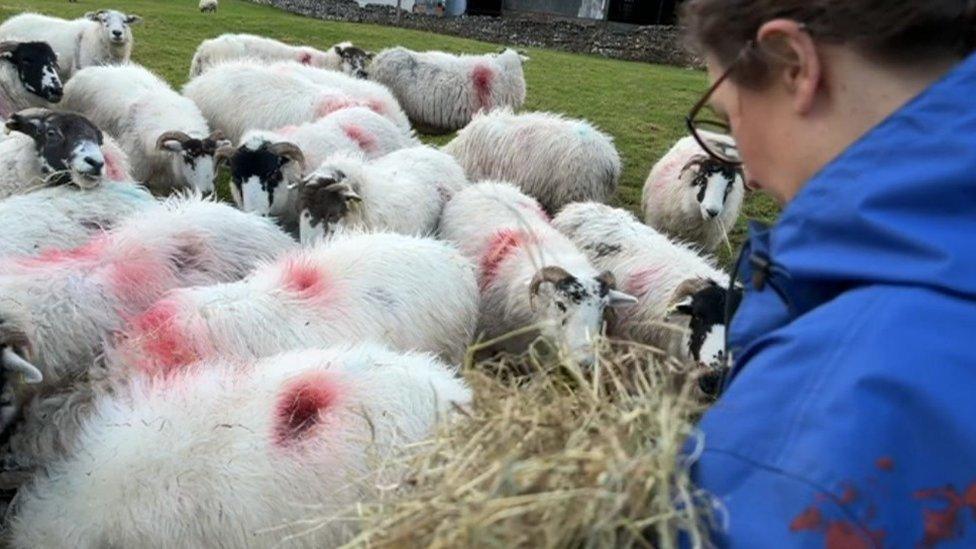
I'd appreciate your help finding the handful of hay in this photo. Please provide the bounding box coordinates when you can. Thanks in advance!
[344,341,718,548]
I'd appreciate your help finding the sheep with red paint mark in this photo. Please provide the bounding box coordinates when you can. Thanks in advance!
[553,202,738,369]
[368,47,527,133]
[439,182,636,365]
[183,60,407,143]
[62,64,229,195]
[297,145,468,244]
[189,34,373,79]
[116,231,478,374]
[641,133,745,252]
[8,344,471,548]
[443,109,621,214]
[0,196,294,433]
[217,107,417,230]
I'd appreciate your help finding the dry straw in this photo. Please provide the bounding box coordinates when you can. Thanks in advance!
[337,338,719,548]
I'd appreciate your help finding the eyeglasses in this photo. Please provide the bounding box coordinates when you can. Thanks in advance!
[685,42,754,167]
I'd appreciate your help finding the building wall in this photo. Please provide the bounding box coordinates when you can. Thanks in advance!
[502,0,584,19]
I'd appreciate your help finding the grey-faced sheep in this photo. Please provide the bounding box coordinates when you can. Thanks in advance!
[8,344,471,548]
[0,196,294,424]
[642,134,745,252]
[368,47,527,133]
[0,11,141,81]
[439,181,636,365]
[116,231,478,375]
[182,60,407,143]
[553,202,740,368]
[189,34,372,78]
[219,107,417,228]
[442,109,621,214]
[0,41,62,119]
[62,65,228,195]
[297,145,468,244]
[199,0,218,13]
[0,108,134,197]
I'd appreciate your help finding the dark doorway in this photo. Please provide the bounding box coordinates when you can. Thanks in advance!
[607,0,679,25]
[467,0,503,15]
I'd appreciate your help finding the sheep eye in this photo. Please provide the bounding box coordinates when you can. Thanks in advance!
[46,129,60,139]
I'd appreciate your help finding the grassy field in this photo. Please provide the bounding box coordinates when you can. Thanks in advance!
[0,0,778,258]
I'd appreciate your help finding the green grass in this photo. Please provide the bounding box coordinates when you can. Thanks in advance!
[0,0,778,259]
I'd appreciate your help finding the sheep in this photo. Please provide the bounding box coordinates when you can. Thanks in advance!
[0,41,62,119]
[218,107,417,228]
[641,134,745,252]
[115,231,478,376]
[553,202,741,369]
[0,11,141,81]
[368,47,527,133]
[199,0,218,13]
[442,109,620,214]
[297,146,468,245]
[189,34,373,78]
[62,65,228,195]
[8,344,471,548]
[0,108,134,198]
[183,60,408,143]
[439,182,636,365]
[0,196,294,426]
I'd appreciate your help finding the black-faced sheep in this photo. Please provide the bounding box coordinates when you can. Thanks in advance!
[0,41,62,119]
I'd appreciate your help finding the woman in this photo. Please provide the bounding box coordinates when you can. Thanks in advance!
[681,1,976,546]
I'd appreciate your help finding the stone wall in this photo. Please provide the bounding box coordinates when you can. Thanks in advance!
[245,0,698,67]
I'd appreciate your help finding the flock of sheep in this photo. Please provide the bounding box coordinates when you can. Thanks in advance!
[0,6,745,546]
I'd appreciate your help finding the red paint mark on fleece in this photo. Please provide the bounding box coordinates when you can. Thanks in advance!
[130,299,200,376]
[914,484,976,547]
[102,147,126,181]
[16,237,107,268]
[273,371,340,447]
[280,258,331,300]
[314,95,362,118]
[277,125,299,136]
[298,51,313,65]
[366,98,386,115]
[876,456,894,472]
[479,229,528,291]
[790,507,823,532]
[471,64,494,110]
[342,123,376,154]
[625,265,666,298]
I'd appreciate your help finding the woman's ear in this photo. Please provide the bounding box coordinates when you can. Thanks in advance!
[757,19,822,115]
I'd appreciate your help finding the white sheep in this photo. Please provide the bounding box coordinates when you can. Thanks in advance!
[368,47,527,133]
[442,109,621,214]
[0,108,134,197]
[553,202,738,368]
[641,134,745,252]
[0,181,153,259]
[199,0,218,13]
[219,107,417,227]
[0,41,63,119]
[189,34,373,78]
[439,181,636,364]
[9,344,471,548]
[116,231,478,375]
[0,196,294,405]
[62,64,228,195]
[183,60,407,143]
[298,146,468,245]
[0,11,141,81]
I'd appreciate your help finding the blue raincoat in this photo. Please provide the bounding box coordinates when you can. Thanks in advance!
[691,53,976,547]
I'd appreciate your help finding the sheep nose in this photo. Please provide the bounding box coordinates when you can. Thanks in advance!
[705,207,720,219]
[112,30,123,37]
[48,88,63,101]
[84,157,104,173]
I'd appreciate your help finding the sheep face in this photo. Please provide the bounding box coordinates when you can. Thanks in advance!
[225,139,305,217]
[667,279,743,369]
[5,109,105,188]
[157,131,229,195]
[85,10,141,48]
[680,155,744,221]
[530,268,636,366]
[296,168,362,245]
[0,41,62,102]
[335,44,374,79]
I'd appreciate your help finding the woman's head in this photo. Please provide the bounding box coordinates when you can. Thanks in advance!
[682,1,976,202]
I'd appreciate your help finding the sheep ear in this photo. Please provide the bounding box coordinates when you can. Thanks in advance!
[334,46,343,54]
[4,113,44,138]
[125,14,143,25]
[667,296,694,317]
[85,11,103,21]
[366,51,375,60]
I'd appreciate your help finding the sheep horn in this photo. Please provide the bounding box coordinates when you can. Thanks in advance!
[1,348,42,385]
[529,265,574,297]
[268,142,305,168]
[213,144,236,167]
[0,41,20,56]
[155,131,192,150]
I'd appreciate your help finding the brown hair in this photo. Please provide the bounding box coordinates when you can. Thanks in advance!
[682,1,976,85]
